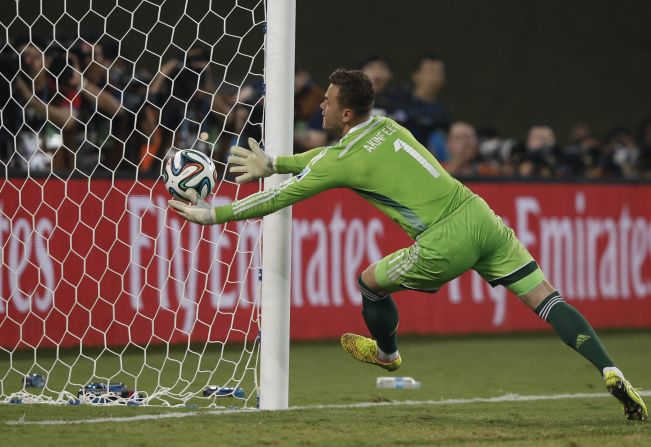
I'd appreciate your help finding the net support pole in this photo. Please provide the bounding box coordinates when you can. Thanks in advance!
[260,0,295,410]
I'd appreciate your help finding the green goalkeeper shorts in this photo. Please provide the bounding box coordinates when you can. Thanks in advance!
[374,195,544,296]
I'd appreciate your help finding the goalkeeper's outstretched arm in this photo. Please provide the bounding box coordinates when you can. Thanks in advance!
[228,138,327,182]
[170,146,344,225]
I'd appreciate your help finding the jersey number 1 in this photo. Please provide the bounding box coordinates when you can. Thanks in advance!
[393,139,440,178]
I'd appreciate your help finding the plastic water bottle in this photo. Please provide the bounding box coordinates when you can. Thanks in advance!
[376,376,421,389]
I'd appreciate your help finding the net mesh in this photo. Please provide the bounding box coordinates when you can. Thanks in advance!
[0,0,265,407]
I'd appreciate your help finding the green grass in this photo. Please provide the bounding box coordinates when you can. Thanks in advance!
[1,331,650,446]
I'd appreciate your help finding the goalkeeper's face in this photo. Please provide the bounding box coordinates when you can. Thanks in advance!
[320,84,349,135]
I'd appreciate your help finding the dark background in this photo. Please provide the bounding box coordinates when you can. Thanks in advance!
[296,0,651,142]
[2,0,650,143]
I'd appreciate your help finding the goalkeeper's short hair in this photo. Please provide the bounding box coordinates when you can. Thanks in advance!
[328,68,374,117]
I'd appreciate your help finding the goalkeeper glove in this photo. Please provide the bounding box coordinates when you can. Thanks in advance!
[228,137,275,183]
[168,191,218,225]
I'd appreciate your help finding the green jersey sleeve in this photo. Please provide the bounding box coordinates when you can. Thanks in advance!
[215,147,348,223]
[275,146,325,175]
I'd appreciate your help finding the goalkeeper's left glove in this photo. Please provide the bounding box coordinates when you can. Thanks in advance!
[228,137,275,183]
[168,196,218,225]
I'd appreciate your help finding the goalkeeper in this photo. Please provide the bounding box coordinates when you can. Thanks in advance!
[169,69,647,421]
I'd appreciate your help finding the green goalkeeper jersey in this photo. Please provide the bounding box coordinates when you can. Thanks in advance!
[215,116,473,239]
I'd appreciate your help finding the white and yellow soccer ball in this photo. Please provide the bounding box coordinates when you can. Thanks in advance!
[163,149,217,202]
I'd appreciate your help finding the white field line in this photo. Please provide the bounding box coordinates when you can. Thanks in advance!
[5,390,651,426]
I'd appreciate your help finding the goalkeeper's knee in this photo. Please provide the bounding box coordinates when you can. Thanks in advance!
[358,275,388,302]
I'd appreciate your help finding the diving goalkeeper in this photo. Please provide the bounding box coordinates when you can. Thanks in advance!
[168,68,647,421]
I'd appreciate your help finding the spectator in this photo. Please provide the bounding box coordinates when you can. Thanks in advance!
[594,127,639,178]
[446,121,478,176]
[516,125,561,178]
[477,127,518,175]
[96,39,142,170]
[143,46,219,174]
[393,53,450,161]
[72,40,122,118]
[294,66,328,152]
[6,36,128,175]
[637,117,651,179]
[68,39,123,175]
[211,83,244,166]
[212,78,265,180]
[225,79,264,147]
[135,101,169,173]
[149,47,212,148]
[358,54,400,117]
[446,122,501,177]
[102,39,128,87]
[558,123,601,178]
[11,38,80,173]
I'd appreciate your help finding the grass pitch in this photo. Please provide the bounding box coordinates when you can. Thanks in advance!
[1,331,650,446]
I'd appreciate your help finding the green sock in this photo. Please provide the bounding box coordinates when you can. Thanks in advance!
[536,292,614,372]
[358,276,399,354]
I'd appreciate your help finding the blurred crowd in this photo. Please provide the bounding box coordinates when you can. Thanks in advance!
[297,54,651,180]
[0,36,262,177]
[1,37,650,181]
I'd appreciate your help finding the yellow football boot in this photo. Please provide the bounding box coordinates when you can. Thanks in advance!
[340,333,402,372]
[604,370,648,421]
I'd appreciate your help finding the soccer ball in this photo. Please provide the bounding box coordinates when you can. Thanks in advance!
[163,149,217,201]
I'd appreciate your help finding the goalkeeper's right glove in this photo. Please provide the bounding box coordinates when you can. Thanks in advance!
[228,138,275,183]
[168,191,218,225]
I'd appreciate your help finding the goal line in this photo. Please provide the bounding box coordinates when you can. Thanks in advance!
[7,390,650,426]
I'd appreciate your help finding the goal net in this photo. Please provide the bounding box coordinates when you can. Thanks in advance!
[0,0,269,407]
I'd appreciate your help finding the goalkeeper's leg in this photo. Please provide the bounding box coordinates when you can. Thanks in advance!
[519,279,647,421]
[473,196,647,421]
[342,234,467,371]
[340,267,402,371]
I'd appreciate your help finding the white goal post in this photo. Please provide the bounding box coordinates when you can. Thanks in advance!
[260,0,295,410]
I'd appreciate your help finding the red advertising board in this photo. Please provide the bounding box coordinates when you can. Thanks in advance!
[291,182,651,338]
[1,179,650,349]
